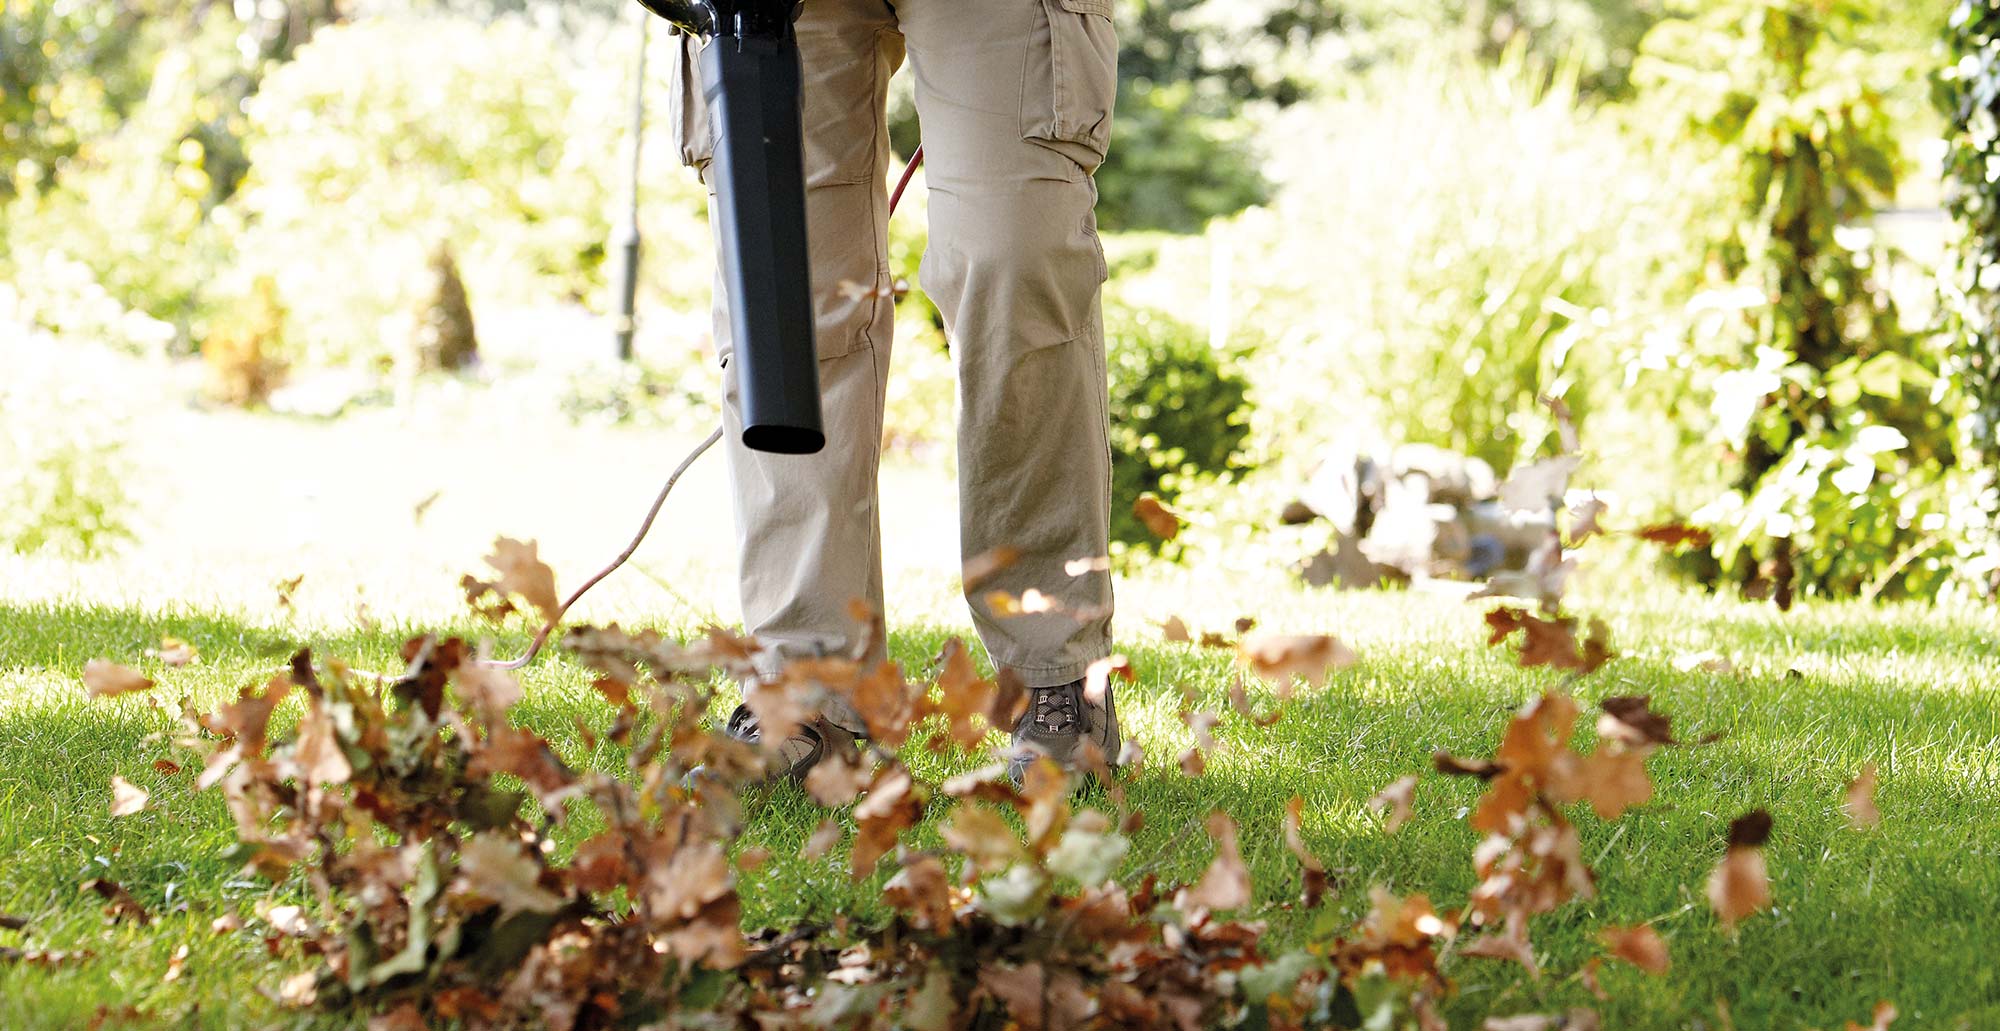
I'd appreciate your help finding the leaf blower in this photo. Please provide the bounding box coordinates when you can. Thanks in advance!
[481,1,930,669]
[636,0,822,455]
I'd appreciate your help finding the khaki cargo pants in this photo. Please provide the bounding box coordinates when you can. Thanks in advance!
[668,0,1119,715]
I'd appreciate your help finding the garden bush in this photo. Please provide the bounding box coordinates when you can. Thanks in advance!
[1105,304,1253,551]
[227,16,633,368]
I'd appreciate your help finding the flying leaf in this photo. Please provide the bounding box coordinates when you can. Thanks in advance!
[110,776,149,817]
[1637,523,1712,549]
[1283,796,1329,907]
[1706,810,1773,930]
[456,832,563,915]
[83,660,154,700]
[1238,634,1357,689]
[146,637,197,667]
[1176,812,1251,912]
[1597,696,1674,748]
[804,818,843,860]
[1599,924,1670,975]
[1498,455,1580,513]
[1161,616,1192,642]
[483,537,561,623]
[1844,1001,1898,1031]
[1133,494,1181,540]
[1368,775,1418,833]
[1844,763,1881,829]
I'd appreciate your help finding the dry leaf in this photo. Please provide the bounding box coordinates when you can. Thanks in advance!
[1238,634,1357,689]
[1283,796,1328,907]
[1706,810,1773,930]
[1368,775,1418,833]
[146,637,197,667]
[1161,616,1192,643]
[803,818,843,860]
[1844,1001,1897,1031]
[484,537,561,623]
[83,660,154,700]
[1132,494,1181,540]
[1599,924,1670,974]
[1177,812,1251,912]
[456,832,564,915]
[109,776,149,817]
[1844,763,1881,829]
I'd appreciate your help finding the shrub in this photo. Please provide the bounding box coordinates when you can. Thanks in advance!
[1105,304,1253,551]
[227,17,624,367]
[0,350,132,559]
[1117,51,1687,489]
[1634,0,1961,600]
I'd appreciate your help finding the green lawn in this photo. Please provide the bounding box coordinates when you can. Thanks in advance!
[3,589,1997,1029]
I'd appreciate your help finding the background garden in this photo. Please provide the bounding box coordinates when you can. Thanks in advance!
[3,0,2000,1028]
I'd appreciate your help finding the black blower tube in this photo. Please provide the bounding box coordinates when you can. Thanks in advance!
[635,0,823,455]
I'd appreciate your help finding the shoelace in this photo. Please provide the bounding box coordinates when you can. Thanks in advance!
[1031,683,1081,735]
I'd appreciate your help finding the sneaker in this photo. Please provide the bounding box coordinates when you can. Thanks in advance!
[1006,678,1120,784]
[723,703,856,783]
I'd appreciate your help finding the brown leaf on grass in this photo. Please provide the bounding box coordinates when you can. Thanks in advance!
[1597,696,1674,748]
[1844,1001,1898,1031]
[884,856,957,932]
[483,537,561,623]
[1178,747,1207,777]
[1225,678,1285,727]
[152,759,182,776]
[146,637,197,668]
[1435,752,1504,779]
[83,660,154,699]
[1176,812,1251,912]
[1600,924,1670,975]
[1844,763,1881,829]
[203,675,292,758]
[1238,634,1357,690]
[1133,494,1181,540]
[161,943,189,984]
[943,804,1025,874]
[852,766,926,880]
[1161,615,1192,642]
[1368,775,1418,833]
[1283,796,1329,907]
[742,676,813,751]
[1484,608,1613,673]
[803,818,843,860]
[1572,749,1653,820]
[291,698,352,788]
[933,639,998,750]
[1707,810,1773,930]
[1462,919,1539,978]
[369,1003,428,1031]
[109,776,149,817]
[81,878,149,925]
[456,832,564,915]
[961,546,1021,589]
[803,747,872,808]
[979,963,1048,1031]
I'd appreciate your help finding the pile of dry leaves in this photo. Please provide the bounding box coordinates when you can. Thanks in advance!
[56,420,1893,1031]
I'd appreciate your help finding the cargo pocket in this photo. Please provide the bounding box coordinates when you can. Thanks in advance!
[667,32,716,172]
[1021,0,1118,175]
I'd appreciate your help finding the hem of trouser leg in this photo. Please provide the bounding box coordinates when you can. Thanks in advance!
[1006,659,1104,690]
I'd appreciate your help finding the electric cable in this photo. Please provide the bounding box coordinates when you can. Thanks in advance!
[482,146,926,670]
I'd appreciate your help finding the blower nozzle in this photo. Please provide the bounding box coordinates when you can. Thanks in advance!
[635,0,823,455]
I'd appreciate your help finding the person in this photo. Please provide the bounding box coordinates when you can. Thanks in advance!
[665,0,1123,784]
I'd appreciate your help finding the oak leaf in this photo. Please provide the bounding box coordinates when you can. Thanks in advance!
[1599,924,1670,975]
[1844,763,1881,829]
[1706,810,1773,930]
[83,660,154,700]
[110,776,149,817]
[1132,494,1181,540]
[1368,775,1418,833]
[1176,812,1251,912]
[1238,634,1357,690]
[483,537,561,623]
